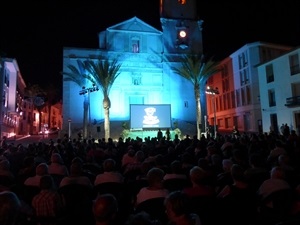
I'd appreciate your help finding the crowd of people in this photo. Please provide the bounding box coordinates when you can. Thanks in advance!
[1,129,300,225]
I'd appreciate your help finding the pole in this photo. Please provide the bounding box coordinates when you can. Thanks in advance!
[88,91,91,138]
[214,96,217,138]
[68,118,71,140]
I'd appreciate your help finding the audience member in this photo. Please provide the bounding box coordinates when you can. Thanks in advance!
[216,164,257,225]
[125,211,159,225]
[257,166,291,200]
[164,190,201,225]
[48,153,69,176]
[93,193,119,225]
[135,167,169,206]
[0,191,21,225]
[94,158,124,186]
[59,161,93,188]
[24,163,49,187]
[182,166,215,197]
[31,175,64,223]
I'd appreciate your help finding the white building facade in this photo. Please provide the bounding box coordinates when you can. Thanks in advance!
[206,42,292,135]
[257,47,300,134]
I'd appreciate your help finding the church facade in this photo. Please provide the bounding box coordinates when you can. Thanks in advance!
[62,0,204,138]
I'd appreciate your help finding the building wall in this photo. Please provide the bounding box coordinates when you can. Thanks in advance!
[206,42,292,134]
[258,47,300,134]
[62,6,203,136]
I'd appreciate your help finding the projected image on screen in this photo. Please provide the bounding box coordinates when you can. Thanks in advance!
[130,104,171,129]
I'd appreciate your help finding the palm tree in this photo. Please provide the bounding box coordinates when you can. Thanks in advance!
[24,83,46,134]
[44,83,61,129]
[84,57,121,140]
[170,54,220,139]
[63,60,95,139]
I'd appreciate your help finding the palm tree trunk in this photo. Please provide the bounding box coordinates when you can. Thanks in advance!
[195,86,202,139]
[83,95,89,139]
[103,95,111,140]
[104,108,110,140]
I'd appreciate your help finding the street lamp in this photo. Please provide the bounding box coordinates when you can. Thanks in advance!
[68,118,71,140]
[79,83,99,138]
[206,86,219,138]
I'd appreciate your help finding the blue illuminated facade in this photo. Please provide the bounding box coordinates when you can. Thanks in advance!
[62,0,204,137]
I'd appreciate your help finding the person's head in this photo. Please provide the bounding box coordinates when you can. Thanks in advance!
[70,162,83,176]
[39,175,54,190]
[270,166,286,179]
[189,166,206,185]
[93,193,118,224]
[51,153,63,164]
[135,150,145,163]
[230,164,246,182]
[147,167,165,187]
[222,159,233,172]
[125,211,154,225]
[0,191,21,225]
[36,163,49,176]
[164,191,190,222]
[170,160,183,174]
[103,158,116,172]
[0,159,10,170]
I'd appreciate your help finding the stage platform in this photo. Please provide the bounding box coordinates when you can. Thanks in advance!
[126,129,176,140]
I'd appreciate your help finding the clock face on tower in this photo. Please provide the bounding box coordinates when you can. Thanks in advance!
[179,30,186,38]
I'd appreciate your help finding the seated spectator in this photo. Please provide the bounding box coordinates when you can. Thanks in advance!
[24,163,49,187]
[215,159,234,194]
[267,140,287,166]
[182,166,215,198]
[125,211,158,225]
[59,162,93,188]
[32,175,64,220]
[16,156,36,185]
[163,160,187,181]
[135,167,169,206]
[257,166,291,201]
[48,153,69,176]
[123,150,145,179]
[0,191,21,225]
[164,191,201,225]
[94,158,124,186]
[216,164,258,225]
[0,159,15,190]
[121,147,136,169]
[244,153,270,191]
[93,193,119,225]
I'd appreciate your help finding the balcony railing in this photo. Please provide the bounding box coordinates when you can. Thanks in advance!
[285,96,300,107]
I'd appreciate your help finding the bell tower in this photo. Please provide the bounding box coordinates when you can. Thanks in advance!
[160,0,203,54]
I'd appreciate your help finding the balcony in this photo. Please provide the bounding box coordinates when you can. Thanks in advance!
[285,96,300,107]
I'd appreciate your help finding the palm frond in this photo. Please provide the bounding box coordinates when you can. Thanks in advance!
[84,58,121,95]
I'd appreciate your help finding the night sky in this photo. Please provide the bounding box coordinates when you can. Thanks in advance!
[0,1,299,94]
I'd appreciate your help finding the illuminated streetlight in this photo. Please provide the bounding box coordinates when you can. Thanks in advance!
[206,86,219,138]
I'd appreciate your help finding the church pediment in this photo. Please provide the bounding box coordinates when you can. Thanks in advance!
[107,16,162,34]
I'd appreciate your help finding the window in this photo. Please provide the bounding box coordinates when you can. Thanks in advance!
[131,73,142,85]
[184,101,188,108]
[236,90,240,107]
[231,91,236,108]
[238,52,248,69]
[266,64,274,83]
[268,89,276,107]
[132,39,140,53]
[240,69,249,86]
[246,85,251,104]
[289,53,300,75]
